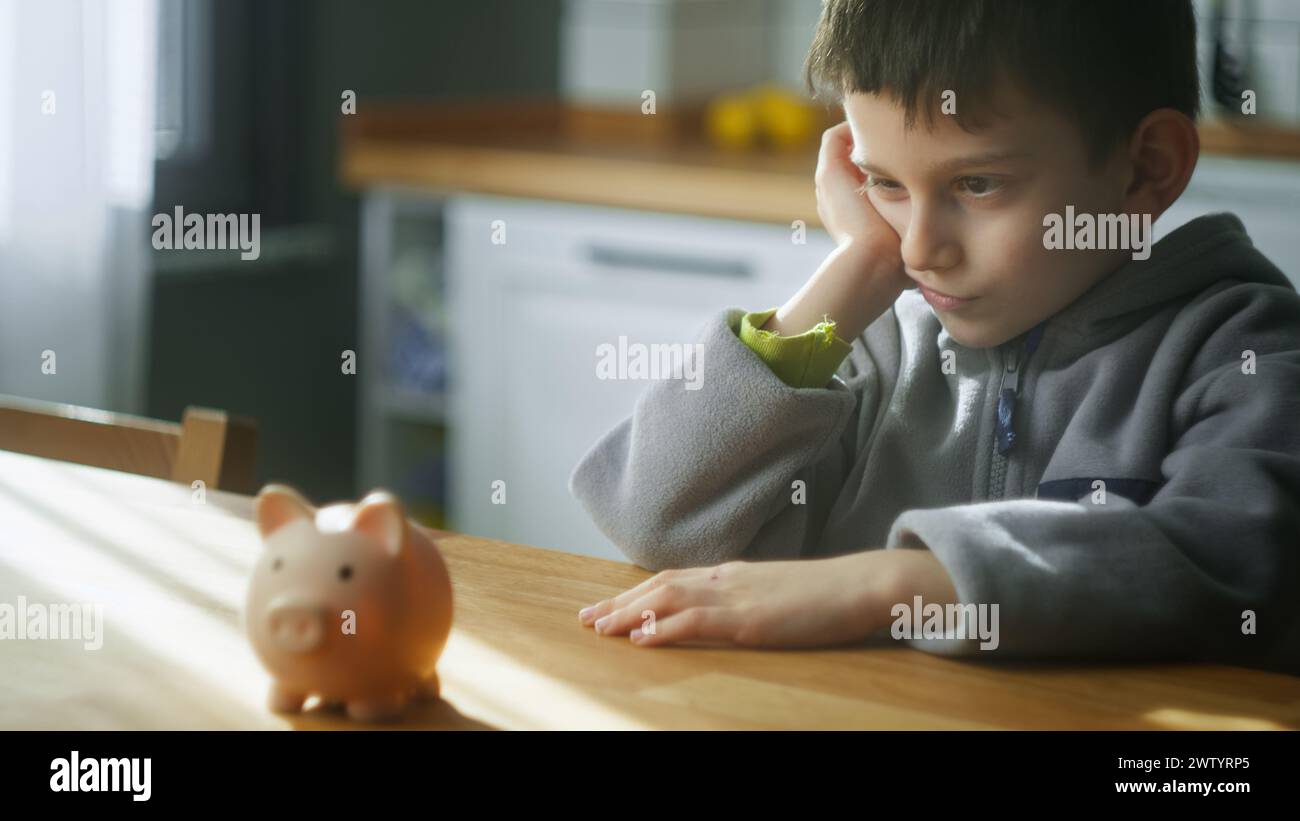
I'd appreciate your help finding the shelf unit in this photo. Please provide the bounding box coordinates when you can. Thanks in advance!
[357,188,450,528]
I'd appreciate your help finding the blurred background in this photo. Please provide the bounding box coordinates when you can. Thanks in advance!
[2,0,1299,560]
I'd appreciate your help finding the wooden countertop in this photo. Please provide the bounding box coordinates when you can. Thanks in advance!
[340,100,826,226]
[2,447,1298,730]
[340,100,1300,226]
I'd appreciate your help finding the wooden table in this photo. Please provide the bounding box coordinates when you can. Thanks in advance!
[2,449,1298,730]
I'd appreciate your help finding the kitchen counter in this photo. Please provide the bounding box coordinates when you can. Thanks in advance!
[340,100,1300,227]
[341,99,826,226]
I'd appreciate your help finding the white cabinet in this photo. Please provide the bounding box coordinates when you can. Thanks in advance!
[443,195,833,558]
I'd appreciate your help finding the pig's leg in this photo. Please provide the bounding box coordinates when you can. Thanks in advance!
[416,671,441,701]
[346,692,410,722]
[268,682,307,714]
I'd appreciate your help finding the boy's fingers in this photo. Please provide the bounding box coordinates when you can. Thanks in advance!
[591,581,714,636]
[630,607,743,647]
[821,120,852,149]
[578,567,701,625]
[818,122,861,174]
[815,140,866,216]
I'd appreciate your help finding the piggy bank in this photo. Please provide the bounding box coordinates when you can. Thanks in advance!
[245,484,454,722]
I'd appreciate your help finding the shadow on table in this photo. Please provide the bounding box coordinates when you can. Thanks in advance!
[273,696,496,731]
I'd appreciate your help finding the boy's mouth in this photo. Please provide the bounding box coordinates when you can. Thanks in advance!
[918,284,976,311]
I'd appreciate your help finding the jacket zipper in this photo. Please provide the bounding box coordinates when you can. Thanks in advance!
[987,343,1013,501]
[995,340,1023,456]
[987,322,1047,500]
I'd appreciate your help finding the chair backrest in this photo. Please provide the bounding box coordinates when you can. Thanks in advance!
[0,395,258,494]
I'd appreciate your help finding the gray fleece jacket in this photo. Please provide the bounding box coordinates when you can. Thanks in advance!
[569,213,1300,675]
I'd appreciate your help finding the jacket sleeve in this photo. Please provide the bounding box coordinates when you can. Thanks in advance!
[884,304,1300,675]
[737,307,854,388]
[569,307,877,570]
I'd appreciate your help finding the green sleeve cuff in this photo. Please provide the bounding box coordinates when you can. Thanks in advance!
[738,307,854,389]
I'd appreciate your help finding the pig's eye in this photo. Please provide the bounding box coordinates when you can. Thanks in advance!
[338,564,354,582]
[271,558,283,572]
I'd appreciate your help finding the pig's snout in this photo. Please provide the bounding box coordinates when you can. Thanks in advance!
[265,596,326,653]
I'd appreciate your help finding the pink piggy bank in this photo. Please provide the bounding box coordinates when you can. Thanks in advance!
[245,484,454,722]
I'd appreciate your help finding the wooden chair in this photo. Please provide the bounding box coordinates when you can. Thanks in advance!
[0,394,258,494]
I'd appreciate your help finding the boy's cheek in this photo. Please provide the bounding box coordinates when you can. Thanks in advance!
[874,198,909,238]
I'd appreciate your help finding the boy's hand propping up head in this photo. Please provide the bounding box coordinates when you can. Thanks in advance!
[817,121,902,266]
[761,122,912,340]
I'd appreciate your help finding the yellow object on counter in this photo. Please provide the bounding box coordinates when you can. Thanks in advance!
[705,84,821,152]
[705,94,760,151]
[753,84,819,150]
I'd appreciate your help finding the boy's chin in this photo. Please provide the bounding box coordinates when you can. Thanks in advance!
[938,318,1016,350]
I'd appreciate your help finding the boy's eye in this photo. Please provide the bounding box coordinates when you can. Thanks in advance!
[338,564,354,582]
[862,176,905,196]
[956,176,1003,197]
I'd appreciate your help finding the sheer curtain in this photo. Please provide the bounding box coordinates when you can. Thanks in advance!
[0,0,158,413]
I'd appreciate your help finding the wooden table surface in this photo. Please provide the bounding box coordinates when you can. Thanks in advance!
[2,449,1298,730]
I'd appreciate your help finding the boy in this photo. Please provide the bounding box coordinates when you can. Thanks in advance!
[570,0,1300,674]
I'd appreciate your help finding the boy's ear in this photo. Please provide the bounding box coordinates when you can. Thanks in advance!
[255,484,314,539]
[1122,108,1200,220]
[352,490,407,558]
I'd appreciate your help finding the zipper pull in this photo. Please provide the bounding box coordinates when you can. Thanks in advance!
[994,344,1021,455]
[993,322,1046,457]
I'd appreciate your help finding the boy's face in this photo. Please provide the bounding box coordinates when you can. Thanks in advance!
[844,85,1135,349]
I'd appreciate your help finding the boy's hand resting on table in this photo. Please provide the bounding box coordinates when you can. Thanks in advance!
[761,122,913,340]
[578,547,958,649]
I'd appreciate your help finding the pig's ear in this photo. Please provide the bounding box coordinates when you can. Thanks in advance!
[255,484,314,539]
[352,490,406,558]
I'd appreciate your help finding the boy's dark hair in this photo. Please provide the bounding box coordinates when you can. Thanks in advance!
[805,0,1200,165]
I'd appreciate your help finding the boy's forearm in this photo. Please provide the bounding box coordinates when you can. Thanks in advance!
[762,241,904,341]
[846,545,961,637]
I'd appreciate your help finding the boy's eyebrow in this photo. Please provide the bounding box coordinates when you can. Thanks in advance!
[851,150,1033,176]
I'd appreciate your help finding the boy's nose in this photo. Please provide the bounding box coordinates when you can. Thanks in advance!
[901,208,962,273]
